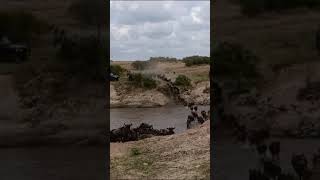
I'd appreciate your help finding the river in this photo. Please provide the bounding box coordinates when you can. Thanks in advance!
[110,105,210,133]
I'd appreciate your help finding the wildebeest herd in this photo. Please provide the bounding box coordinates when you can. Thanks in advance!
[110,123,175,142]
[186,105,210,129]
[233,126,320,180]
[249,146,320,180]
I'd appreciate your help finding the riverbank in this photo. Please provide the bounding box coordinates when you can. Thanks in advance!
[110,120,210,179]
[110,61,210,108]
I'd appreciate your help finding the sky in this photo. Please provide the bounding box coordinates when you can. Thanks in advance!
[110,1,210,61]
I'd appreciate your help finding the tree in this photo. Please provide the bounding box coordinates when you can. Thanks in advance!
[68,0,106,42]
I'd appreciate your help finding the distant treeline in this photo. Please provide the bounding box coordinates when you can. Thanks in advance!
[182,56,210,67]
[129,56,210,70]
[149,57,179,62]
[237,0,320,16]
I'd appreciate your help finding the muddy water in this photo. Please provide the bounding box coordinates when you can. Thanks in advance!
[110,105,210,133]
[214,138,320,180]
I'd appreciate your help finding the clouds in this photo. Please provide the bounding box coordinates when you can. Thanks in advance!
[110,1,210,60]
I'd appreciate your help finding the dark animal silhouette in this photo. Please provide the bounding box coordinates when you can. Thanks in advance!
[133,123,154,135]
[291,154,308,180]
[201,110,208,121]
[263,159,282,180]
[110,123,132,142]
[111,123,175,142]
[165,127,175,135]
[256,143,267,158]
[198,116,205,124]
[188,102,195,109]
[157,127,175,136]
[187,115,195,129]
[269,141,280,161]
[194,106,198,112]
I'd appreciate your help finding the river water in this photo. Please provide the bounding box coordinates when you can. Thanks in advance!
[110,105,210,133]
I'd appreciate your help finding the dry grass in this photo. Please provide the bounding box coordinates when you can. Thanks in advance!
[110,121,210,180]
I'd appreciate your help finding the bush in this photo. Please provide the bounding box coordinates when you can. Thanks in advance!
[149,57,179,62]
[143,77,157,89]
[0,11,50,43]
[131,148,141,156]
[174,75,191,87]
[128,73,157,89]
[131,61,150,70]
[110,64,125,76]
[182,56,210,67]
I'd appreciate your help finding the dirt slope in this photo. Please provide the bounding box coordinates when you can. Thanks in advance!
[111,61,210,107]
[110,121,210,180]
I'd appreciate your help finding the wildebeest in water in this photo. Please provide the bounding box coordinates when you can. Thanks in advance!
[110,123,176,142]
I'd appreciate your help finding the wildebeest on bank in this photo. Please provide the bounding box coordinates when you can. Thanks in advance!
[110,123,175,142]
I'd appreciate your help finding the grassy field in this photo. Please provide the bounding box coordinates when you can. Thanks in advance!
[111,60,210,84]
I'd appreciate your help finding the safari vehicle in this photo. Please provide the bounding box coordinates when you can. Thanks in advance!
[0,36,30,63]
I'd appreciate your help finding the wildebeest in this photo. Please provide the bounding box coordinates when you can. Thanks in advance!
[133,123,154,135]
[187,115,195,129]
[157,127,175,136]
[198,116,205,124]
[291,154,309,180]
[201,110,208,121]
[263,159,282,180]
[166,127,175,135]
[110,123,133,142]
[256,143,268,158]
[110,123,175,142]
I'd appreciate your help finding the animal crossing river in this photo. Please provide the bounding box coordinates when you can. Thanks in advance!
[110,105,209,133]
